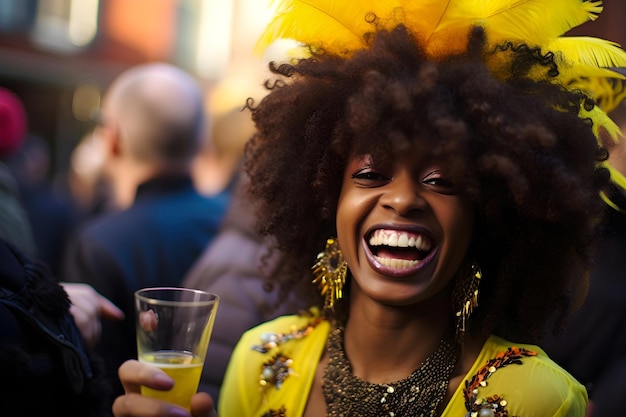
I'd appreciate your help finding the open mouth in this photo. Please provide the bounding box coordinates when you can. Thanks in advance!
[367,229,433,269]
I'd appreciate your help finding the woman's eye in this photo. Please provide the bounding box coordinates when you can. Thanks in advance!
[424,177,453,187]
[351,170,388,182]
[422,172,457,192]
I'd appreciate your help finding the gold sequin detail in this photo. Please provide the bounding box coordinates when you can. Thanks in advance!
[463,346,537,417]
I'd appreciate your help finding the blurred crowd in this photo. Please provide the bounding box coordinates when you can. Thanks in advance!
[0,64,258,415]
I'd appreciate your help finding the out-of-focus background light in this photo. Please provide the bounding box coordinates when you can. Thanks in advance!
[0,0,284,176]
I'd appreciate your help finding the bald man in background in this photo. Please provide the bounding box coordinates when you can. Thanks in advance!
[61,63,230,401]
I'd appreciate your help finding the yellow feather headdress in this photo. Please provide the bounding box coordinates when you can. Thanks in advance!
[256,0,626,200]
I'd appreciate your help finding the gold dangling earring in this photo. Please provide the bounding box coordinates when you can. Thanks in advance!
[312,237,348,311]
[453,263,482,339]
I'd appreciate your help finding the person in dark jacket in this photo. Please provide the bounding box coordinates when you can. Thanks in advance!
[61,62,230,400]
[0,238,111,416]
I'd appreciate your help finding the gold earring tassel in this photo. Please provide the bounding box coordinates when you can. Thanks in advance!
[455,264,481,337]
[312,237,347,310]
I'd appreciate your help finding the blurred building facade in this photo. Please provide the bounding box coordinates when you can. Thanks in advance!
[0,0,273,177]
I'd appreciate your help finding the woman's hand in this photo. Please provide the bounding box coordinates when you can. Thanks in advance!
[112,360,216,417]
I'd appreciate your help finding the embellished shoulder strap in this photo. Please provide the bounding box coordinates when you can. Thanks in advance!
[252,310,325,391]
[463,347,537,417]
[249,309,327,417]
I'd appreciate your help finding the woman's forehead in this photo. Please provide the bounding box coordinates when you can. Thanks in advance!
[347,146,451,169]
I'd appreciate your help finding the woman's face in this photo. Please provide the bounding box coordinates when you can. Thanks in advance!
[336,153,474,306]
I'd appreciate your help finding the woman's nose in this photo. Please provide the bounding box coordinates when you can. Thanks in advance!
[380,169,427,215]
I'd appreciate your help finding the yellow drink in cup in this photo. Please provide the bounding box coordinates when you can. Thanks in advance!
[135,287,219,410]
[139,350,204,409]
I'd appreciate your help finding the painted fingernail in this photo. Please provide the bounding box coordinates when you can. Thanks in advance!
[153,371,174,387]
[168,407,190,417]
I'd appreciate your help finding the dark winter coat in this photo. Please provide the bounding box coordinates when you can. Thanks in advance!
[0,238,112,416]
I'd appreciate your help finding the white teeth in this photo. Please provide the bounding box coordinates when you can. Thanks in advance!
[368,229,432,251]
[374,256,419,269]
[368,230,433,270]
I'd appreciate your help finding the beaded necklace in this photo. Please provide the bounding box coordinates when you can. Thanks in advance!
[323,325,459,417]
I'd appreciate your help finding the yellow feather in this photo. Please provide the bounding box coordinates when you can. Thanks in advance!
[255,0,375,55]
[257,0,607,61]
[595,78,626,113]
[609,167,626,192]
[393,0,454,42]
[560,66,626,83]
[255,0,455,56]
[601,164,626,212]
[580,105,622,143]
[548,37,626,68]
[565,70,626,112]
[468,0,601,44]
[601,191,626,213]
[393,0,603,58]
[419,1,482,56]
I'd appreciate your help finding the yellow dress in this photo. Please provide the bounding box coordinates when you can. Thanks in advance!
[219,310,587,417]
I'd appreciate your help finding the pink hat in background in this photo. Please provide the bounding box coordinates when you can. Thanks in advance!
[0,87,27,158]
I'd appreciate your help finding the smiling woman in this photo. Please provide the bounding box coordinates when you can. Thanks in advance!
[112,1,626,417]
[220,25,608,416]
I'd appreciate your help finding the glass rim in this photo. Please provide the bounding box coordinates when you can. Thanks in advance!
[135,286,219,307]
